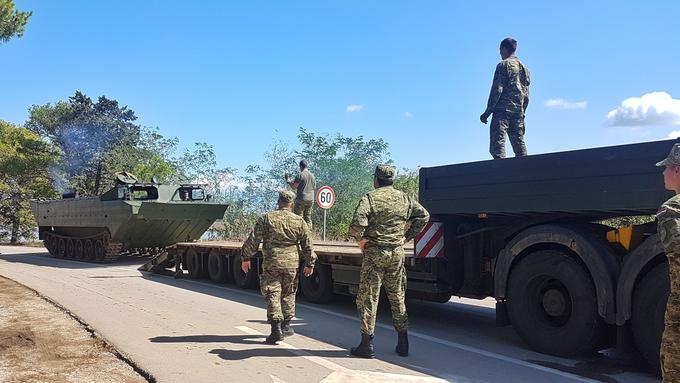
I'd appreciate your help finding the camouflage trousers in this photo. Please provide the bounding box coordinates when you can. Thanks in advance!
[260,267,299,322]
[293,199,313,229]
[356,244,408,335]
[662,257,680,382]
[489,112,527,159]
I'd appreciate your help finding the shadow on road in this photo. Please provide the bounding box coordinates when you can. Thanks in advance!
[209,347,349,361]
[0,252,149,270]
[150,334,266,345]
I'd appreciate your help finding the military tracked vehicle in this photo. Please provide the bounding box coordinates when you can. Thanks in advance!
[31,172,229,262]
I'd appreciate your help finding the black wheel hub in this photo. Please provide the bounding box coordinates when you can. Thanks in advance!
[542,288,568,317]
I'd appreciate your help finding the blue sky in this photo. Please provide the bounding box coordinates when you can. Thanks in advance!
[3,1,680,172]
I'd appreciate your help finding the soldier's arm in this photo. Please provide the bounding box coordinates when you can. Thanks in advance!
[299,220,317,267]
[485,62,505,113]
[658,203,680,256]
[404,198,430,242]
[288,173,301,189]
[523,66,531,114]
[348,195,371,241]
[241,216,265,261]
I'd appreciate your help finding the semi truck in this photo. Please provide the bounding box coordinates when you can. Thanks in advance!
[143,139,676,369]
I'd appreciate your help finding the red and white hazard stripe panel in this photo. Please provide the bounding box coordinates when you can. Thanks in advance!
[415,222,445,258]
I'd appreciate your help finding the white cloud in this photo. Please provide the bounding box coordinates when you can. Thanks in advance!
[668,131,680,139]
[346,104,364,112]
[607,92,680,127]
[544,98,587,110]
[403,112,413,118]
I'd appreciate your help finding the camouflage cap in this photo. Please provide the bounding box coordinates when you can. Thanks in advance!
[373,164,396,180]
[656,143,680,167]
[278,190,296,203]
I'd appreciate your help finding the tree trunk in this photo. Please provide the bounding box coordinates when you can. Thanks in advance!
[10,199,20,244]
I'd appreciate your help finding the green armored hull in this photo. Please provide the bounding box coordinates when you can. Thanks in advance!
[31,177,228,262]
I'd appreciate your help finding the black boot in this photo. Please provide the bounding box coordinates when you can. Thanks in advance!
[266,320,283,344]
[281,319,294,337]
[395,330,409,356]
[350,333,375,358]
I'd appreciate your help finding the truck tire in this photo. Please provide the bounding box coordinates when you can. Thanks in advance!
[186,249,206,279]
[233,255,257,289]
[300,264,334,303]
[631,262,668,372]
[208,250,231,283]
[507,249,605,356]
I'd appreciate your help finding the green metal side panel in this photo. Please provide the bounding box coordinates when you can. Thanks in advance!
[419,139,678,217]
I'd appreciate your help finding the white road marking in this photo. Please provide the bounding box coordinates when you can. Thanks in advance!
[270,375,287,383]
[236,326,448,383]
[168,275,598,383]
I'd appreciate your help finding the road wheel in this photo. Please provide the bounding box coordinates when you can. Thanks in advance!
[74,240,84,259]
[57,238,66,258]
[632,262,668,372]
[507,249,606,356]
[300,264,334,303]
[66,239,75,258]
[208,250,231,283]
[84,240,94,260]
[186,249,206,279]
[233,255,257,289]
[94,240,105,261]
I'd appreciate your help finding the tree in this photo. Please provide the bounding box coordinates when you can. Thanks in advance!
[0,0,31,44]
[393,168,419,200]
[0,120,58,243]
[26,91,141,195]
[238,128,391,239]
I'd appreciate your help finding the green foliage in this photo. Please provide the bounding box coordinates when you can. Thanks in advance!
[0,0,31,44]
[26,91,141,195]
[393,168,419,200]
[0,120,58,243]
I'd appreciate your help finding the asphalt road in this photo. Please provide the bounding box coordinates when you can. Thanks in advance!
[0,246,660,383]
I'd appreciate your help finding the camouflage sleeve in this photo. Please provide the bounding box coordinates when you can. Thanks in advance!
[348,195,371,241]
[299,220,317,267]
[486,62,505,113]
[523,66,531,114]
[404,197,430,242]
[658,202,680,256]
[241,216,265,261]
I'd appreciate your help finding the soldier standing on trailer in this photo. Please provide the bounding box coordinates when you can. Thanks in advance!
[480,37,531,159]
[655,143,680,382]
[286,160,316,228]
[348,165,430,358]
[240,190,317,344]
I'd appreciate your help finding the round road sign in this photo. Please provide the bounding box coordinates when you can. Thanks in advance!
[316,186,335,209]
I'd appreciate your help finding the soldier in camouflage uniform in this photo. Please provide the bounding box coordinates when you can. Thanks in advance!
[480,37,531,159]
[656,143,680,382]
[348,165,430,358]
[241,190,317,344]
[286,160,316,228]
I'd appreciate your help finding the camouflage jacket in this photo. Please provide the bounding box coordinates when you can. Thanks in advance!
[241,208,316,269]
[349,186,430,247]
[658,194,680,258]
[486,55,531,116]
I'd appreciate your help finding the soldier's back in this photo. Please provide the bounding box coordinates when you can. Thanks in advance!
[364,186,411,245]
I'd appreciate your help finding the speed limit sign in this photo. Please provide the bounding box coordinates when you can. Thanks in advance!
[316,186,335,209]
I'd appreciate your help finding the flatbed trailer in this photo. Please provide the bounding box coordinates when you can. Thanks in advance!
[141,240,450,304]
[142,138,677,370]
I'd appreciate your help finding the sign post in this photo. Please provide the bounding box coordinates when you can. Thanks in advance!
[316,186,335,241]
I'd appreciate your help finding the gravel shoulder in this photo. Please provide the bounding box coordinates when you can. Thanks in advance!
[0,276,148,383]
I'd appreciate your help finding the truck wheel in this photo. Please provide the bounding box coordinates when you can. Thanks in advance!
[507,249,605,356]
[631,262,668,372]
[186,249,206,279]
[232,256,257,289]
[208,250,231,283]
[300,264,334,303]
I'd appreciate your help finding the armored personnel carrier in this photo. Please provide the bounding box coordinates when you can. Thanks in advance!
[31,172,229,262]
